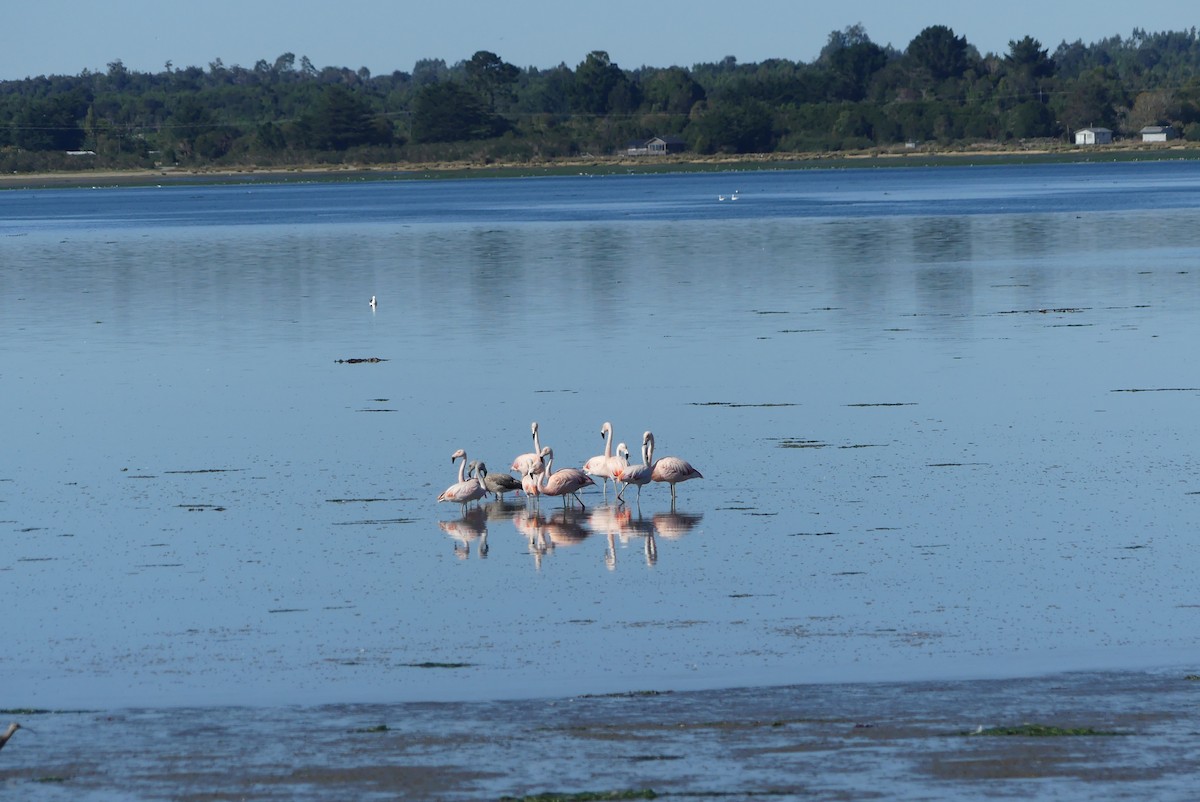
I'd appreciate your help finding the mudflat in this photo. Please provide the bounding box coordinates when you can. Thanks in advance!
[3,669,1198,800]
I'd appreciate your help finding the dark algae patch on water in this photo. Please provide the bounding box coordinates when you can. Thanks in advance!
[968,723,1131,737]
[500,792,657,801]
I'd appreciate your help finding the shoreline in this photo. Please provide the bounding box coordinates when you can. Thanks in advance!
[4,141,1199,189]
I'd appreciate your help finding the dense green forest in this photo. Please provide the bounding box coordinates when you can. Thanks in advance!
[4,24,1200,172]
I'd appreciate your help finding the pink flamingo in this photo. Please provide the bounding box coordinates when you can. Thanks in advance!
[511,422,545,477]
[538,447,595,509]
[616,432,655,504]
[437,449,487,512]
[0,723,23,751]
[521,446,552,500]
[582,421,620,494]
[650,431,703,503]
[610,442,630,486]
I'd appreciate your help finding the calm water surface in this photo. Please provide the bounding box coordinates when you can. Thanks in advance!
[3,163,1200,713]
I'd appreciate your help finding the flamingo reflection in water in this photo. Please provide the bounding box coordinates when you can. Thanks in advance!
[599,506,658,568]
[438,506,488,558]
[542,507,591,547]
[652,510,703,540]
[512,508,553,570]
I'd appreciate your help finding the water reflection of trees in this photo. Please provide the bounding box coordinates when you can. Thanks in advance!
[436,501,701,569]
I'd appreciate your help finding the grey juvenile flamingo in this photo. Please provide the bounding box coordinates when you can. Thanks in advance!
[469,460,522,500]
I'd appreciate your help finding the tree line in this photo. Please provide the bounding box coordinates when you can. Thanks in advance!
[4,24,1200,173]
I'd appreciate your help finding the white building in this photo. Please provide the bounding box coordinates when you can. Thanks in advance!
[1074,127,1113,145]
[1140,125,1176,142]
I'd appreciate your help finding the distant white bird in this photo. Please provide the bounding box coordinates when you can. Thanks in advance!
[369,295,377,309]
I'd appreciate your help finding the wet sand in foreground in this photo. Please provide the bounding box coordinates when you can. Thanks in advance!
[2,668,1199,800]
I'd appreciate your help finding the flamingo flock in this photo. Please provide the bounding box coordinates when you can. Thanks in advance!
[437,421,702,512]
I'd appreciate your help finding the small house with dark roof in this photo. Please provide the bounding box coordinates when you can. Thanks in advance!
[1140,125,1176,142]
[1074,127,1112,145]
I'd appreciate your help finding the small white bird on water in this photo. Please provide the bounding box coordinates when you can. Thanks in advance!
[369,295,377,309]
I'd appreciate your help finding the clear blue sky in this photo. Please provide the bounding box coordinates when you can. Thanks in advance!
[4,0,1198,80]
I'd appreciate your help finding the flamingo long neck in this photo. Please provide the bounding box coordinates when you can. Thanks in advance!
[603,424,613,458]
[456,455,467,484]
[540,456,554,489]
[532,425,541,455]
[644,436,654,467]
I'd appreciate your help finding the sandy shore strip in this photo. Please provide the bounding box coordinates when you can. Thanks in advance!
[3,142,1199,190]
[2,668,1199,799]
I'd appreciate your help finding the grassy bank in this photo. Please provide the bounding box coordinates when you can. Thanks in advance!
[4,141,1200,189]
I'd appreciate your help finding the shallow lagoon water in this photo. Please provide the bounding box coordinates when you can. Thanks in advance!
[3,164,1200,723]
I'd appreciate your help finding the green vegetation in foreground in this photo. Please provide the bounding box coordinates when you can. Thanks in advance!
[968,723,1131,737]
[500,792,657,802]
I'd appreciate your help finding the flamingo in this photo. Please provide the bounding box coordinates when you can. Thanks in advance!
[538,447,595,509]
[610,442,630,485]
[521,446,551,501]
[469,460,522,500]
[511,422,546,477]
[0,723,21,751]
[616,431,655,504]
[582,422,620,494]
[650,432,703,503]
[437,449,487,512]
